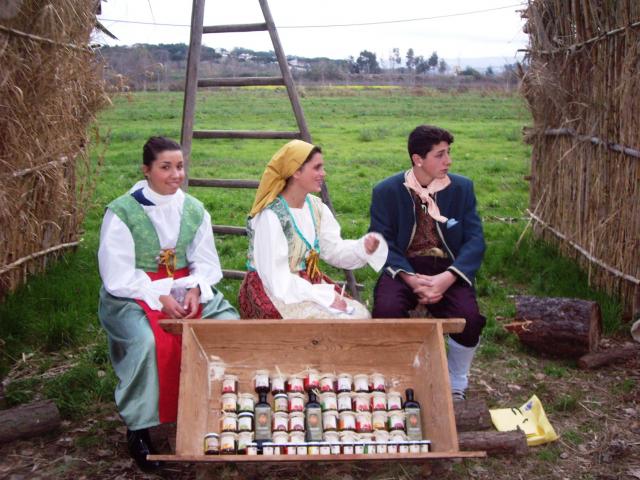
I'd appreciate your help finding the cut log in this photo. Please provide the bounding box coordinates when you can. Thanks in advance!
[504,296,602,357]
[458,430,528,456]
[577,346,640,369]
[454,398,492,432]
[0,400,61,442]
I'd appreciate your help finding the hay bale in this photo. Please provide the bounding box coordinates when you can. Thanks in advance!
[0,0,109,297]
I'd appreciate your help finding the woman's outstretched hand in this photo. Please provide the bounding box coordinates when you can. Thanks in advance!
[160,294,187,318]
[364,234,380,254]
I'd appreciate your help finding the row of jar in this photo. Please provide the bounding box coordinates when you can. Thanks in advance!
[205,430,430,455]
[221,390,403,414]
[221,409,409,434]
[223,371,388,395]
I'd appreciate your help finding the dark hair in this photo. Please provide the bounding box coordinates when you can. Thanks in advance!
[407,125,454,162]
[303,146,322,165]
[142,136,182,166]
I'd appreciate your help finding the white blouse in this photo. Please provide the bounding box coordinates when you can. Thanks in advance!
[249,197,388,308]
[98,181,222,310]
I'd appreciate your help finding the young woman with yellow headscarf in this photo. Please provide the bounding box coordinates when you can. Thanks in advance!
[239,140,387,319]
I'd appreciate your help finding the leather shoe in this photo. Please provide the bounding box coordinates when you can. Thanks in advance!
[127,428,163,473]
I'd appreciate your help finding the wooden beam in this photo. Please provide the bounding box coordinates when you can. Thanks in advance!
[198,77,284,87]
[189,178,259,188]
[213,225,247,236]
[193,130,301,140]
[203,23,268,34]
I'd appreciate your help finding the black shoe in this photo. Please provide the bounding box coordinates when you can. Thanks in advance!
[127,428,163,473]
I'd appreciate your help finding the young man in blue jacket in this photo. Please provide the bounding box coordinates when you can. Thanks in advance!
[369,125,486,400]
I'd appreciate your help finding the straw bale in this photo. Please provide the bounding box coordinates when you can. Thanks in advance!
[0,0,109,297]
[521,1,640,317]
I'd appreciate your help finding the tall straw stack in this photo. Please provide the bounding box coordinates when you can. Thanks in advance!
[0,1,109,298]
[521,1,640,318]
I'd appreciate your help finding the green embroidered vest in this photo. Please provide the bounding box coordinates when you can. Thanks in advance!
[107,192,205,271]
[247,194,323,273]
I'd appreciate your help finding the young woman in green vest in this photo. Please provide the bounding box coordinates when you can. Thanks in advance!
[98,136,238,472]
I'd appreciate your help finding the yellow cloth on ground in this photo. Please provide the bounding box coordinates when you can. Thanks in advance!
[489,394,558,446]
[249,140,316,217]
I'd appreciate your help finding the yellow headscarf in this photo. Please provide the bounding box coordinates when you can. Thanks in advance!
[249,139,316,217]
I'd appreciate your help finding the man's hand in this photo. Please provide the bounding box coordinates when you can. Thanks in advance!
[364,234,380,255]
[160,294,187,318]
[400,270,456,304]
[183,286,201,319]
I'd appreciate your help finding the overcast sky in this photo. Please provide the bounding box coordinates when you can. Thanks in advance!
[97,0,529,65]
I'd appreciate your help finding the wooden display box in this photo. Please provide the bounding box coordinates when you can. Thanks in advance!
[150,318,485,463]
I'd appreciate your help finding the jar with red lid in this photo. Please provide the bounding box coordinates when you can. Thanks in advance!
[303,369,320,392]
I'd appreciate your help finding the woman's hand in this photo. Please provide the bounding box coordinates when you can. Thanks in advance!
[364,234,380,254]
[160,294,187,318]
[183,286,201,319]
[330,294,347,312]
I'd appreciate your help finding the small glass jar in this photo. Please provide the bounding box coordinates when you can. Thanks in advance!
[336,373,353,393]
[237,412,254,432]
[330,443,341,455]
[286,375,304,393]
[387,390,402,411]
[353,374,370,393]
[237,431,253,454]
[272,411,289,431]
[237,393,255,412]
[373,429,389,443]
[288,392,305,412]
[253,369,270,393]
[371,391,387,411]
[296,444,308,455]
[307,441,320,455]
[356,411,372,433]
[390,431,408,443]
[273,393,289,412]
[304,369,320,392]
[323,430,339,445]
[409,441,421,453]
[220,432,237,454]
[388,411,405,431]
[221,412,238,432]
[369,372,386,392]
[272,431,289,445]
[271,374,286,394]
[372,410,387,431]
[359,433,374,454]
[398,442,410,454]
[420,440,431,453]
[289,431,305,444]
[352,392,370,412]
[220,393,237,413]
[387,442,398,454]
[376,441,388,454]
[338,410,356,431]
[222,374,239,394]
[286,442,297,456]
[262,442,275,456]
[319,392,337,411]
[203,432,219,455]
[319,373,335,392]
[289,411,305,432]
[322,410,338,431]
[319,442,331,455]
[337,392,352,412]
[247,442,258,455]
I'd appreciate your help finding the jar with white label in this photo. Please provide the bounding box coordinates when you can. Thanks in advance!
[339,431,357,454]
[336,373,353,393]
[322,410,338,431]
[337,392,352,412]
[220,432,237,454]
[319,392,337,411]
[220,393,237,413]
[387,390,402,410]
[369,372,386,392]
[307,441,320,455]
[237,431,254,454]
[370,391,387,411]
[247,442,258,455]
[388,410,405,431]
[372,410,387,431]
[409,441,421,453]
[222,374,238,394]
[262,442,275,456]
[289,411,305,432]
[272,431,288,445]
[286,375,304,393]
[221,412,238,432]
[338,410,356,431]
[203,432,219,455]
[273,393,288,413]
[356,411,372,433]
[253,369,270,394]
[323,430,339,445]
[237,393,255,412]
[319,442,331,455]
[271,374,286,394]
[304,369,320,392]
[420,440,431,453]
[237,412,254,432]
[353,374,370,393]
[288,392,305,412]
[319,373,335,392]
[272,411,288,431]
[352,392,370,412]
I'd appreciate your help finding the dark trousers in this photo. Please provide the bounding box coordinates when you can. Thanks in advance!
[372,256,486,347]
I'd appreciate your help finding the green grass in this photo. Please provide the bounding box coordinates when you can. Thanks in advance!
[0,88,623,416]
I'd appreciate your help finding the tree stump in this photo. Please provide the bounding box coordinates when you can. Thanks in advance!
[577,345,640,369]
[458,430,528,456]
[504,296,602,358]
[0,400,61,442]
[454,398,492,432]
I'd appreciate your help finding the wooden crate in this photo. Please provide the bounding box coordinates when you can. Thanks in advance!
[150,318,485,463]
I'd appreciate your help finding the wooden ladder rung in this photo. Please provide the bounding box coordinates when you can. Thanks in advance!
[213,225,247,236]
[198,77,285,88]
[193,130,301,140]
[203,23,268,34]
[222,269,247,280]
[189,178,259,188]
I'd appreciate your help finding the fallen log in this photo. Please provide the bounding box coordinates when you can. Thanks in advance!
[0,400,61,442]
[458,430,528,456]
[577,346,640,369]
[454,398,492,432]
[504,296,601,358]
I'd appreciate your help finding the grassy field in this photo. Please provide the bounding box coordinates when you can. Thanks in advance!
[0,88,633,479]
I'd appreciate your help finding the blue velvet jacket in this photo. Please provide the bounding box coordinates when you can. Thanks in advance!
[369,171,485,286]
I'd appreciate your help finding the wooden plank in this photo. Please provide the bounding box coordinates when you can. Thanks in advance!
[180,0,206,187]
[175,326,209,455]
[212,225,247,236]
[203,23,268,34]
[193,130,301,140]
[189,178,259,189]
[222,269,246,280]
[148,451,487,462]
[198,77,284,87]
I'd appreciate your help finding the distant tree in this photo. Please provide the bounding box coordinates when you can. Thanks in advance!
[356,50,381,74]
[389,47,401,71]
[347,55,359,74]
[428,51,439,70]
[415,55,429,74]
[406,48,415,71]
[438,59,448,74]
[485,66,494,76]
[460,66,482,79]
